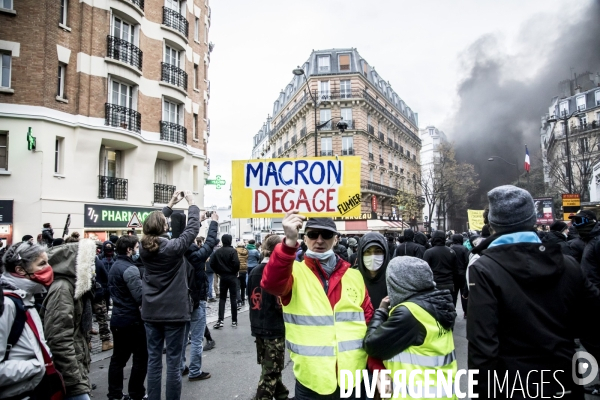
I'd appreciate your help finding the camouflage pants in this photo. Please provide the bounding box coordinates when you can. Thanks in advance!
[92,299,112,342]
[254,336,289,400]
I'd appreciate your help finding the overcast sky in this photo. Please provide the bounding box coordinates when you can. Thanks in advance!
[203,0,592,208]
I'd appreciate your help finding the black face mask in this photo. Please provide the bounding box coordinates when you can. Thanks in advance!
[576,222,596,237]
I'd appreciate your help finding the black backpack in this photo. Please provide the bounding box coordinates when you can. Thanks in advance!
[3,292,27,361]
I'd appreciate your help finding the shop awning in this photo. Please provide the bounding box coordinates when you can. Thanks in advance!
[367,219,409,231]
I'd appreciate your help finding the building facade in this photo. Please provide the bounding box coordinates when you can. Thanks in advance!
[540,73,600,202]
[419,125,448,231]
[0,0,212,242]
[251,48,421,231]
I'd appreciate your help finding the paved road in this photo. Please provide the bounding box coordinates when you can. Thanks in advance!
[89,301,469,399]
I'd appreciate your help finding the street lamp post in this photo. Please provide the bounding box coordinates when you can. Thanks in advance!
[488,156,521,185]
[293,67,348,156]
[547,110,581,194]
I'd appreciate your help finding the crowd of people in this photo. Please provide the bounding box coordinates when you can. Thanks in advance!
[2,184,600,400]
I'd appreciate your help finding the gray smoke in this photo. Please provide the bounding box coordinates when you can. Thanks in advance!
[449,0,600,199]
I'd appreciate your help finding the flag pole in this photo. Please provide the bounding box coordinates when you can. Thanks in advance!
[526,145,530,189]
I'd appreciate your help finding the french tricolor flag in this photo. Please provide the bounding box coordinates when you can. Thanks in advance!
[524,146,530,173]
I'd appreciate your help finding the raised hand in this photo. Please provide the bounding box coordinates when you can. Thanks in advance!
[282,210,305,248]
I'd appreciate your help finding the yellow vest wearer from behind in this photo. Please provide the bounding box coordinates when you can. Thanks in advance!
[282,261,368,395]
[383,301,457,399]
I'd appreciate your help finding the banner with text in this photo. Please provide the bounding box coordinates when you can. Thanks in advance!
[232,157,361,218]
[533,197,555,225]
[467,209,485,231]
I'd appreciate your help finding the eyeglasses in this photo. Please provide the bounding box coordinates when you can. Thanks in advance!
[572,217,591,227]
[305,230,335,240]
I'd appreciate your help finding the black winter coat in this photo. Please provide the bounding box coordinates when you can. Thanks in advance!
[467,237,600,398]
[108,255,143,327]
[248,261,285,338]
[542,231,575,258]
[568,237,585,263]
[333,244,349,262]
[211,245,240,276]
[423,237,457,286]
[185,220,219,307]
[94,256,108,302]
[364,290,456,361]
[394,241,425,259]
[450,235,469,276]
[580,222,600,290]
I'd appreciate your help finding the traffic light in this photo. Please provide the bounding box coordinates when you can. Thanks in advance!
[26,127,36,151]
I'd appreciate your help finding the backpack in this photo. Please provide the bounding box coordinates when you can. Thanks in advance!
[3,292,66,400]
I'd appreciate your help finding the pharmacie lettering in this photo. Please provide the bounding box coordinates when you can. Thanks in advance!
[246,160,343,187]
[101,210,151,223]
[337,194,361,215]
[254,188,336,213]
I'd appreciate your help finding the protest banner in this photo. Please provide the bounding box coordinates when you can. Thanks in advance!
[533,197,555,225]
[467,209,485,231]
[231,156,362,218]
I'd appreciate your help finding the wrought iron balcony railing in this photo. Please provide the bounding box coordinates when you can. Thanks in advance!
[319,120,332,130]
[363,181,398,197]
[154,183,176,204]
[163,6,188,38]
[161,62,188,90]
[368,124,374,135]
[122,0,144,10]
[341,119,355,129]
[342,148,354,156]
[160,121,187,145]
[105,103,141,133]
[106,35,143,70]
[321,150,333,156]
[98,176,128,200]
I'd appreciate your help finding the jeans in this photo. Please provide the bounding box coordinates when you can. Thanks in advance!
[180,302,207,378]
[237,272,247,304]
[213,274,220,297]
[145,322,186,400]
[218,275,238,323]
[108,323,148,399]
[206,272,215,299]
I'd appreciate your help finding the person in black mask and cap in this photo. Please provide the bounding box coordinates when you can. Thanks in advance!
[355,232,390,310]
[571,210,600,289]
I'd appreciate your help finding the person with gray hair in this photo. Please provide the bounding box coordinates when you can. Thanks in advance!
[467,185,600,398]
[1,241,54,399]
[363,256,457,398]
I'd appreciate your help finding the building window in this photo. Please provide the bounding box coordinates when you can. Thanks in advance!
[165,0,181,12]
[321,137,332,156]
[368,141,372,153]
[113,16,135,43]
[596,91,600,106]
[0,132,7,170]
[340,80,351,98]
[165,45,181,68]
[60,0,68,25]
[302,143,307,157]
[580,137,590,154]
[559,101,569,117]
[341,107,352,123]
[596,111,600,123]
[203,100,208,119]
[57,64,66,98]
[193,64,199,89]
[319,109,331,129]
[576,95,586,111]
[580,114,588,127]
[163,99,181,124]
[54,137,64,174]
[338,54,350,71]
[380,172,384,185]
[342,136,353,155]
[194,17,199,41]
[1,52,11,88]
[379,145,382,157]
[2,0,13,10]
[317,55,330,73]
[193,113,198,140]
[369,169,374,181]
[110,79,134,109]
[204,23,209,43]
[319,81,330,100]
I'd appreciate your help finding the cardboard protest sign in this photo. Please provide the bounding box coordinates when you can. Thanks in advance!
[467,209,485,231]
[232,157,361,218]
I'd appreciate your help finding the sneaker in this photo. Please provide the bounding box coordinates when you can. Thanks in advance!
[208,298,217,303]
[232,321,237,328]
[204,340,216,351]
[213,320,223,329]
[181,366,189,376]
[237,304,242,311]
[189,371,211,381]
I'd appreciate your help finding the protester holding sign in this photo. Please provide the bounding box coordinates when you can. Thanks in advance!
[261,211,373,399]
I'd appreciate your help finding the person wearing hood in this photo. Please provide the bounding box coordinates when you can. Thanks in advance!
[394,229,425,259]
[355,232,390,310]
[468,185,600,398]
[449,234,469,312]
[93,240,115,351]
[571,210,600,289]
[1,241,54,399]
[541,221,575,257]
[423,231,458,300]
[363,256,457,399]
[414,231,429,249]
[246,239,261,278]
[333,233,349,262]
[236,241,249,309]
[210,234,240,329]
[261,213,374,399]
[41,223,54,247]
[347,237,359,266]
[42,238,97,400]
[567,225,585,263]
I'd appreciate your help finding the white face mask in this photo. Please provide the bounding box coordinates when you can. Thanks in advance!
[363,254,384,271]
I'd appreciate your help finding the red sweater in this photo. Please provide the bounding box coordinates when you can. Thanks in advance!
[261,242,384,371]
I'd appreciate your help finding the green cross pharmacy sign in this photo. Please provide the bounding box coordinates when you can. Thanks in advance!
[206,175,226,189]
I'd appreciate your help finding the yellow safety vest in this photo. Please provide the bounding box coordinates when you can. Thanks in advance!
[282,261,368,395]
[383,301,457,399]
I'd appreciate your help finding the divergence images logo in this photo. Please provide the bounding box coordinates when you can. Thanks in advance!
[572,351,598,386]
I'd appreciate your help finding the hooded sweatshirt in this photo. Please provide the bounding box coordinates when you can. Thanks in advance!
[423,231,458,286]
[394,229,426,259]
[355,232,390,310]
[211,234,240,276]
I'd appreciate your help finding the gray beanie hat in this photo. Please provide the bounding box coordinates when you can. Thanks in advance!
[487,185,536,234]
[386,256,435,308]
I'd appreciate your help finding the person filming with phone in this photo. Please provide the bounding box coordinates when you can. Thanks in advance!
[261,211,374,400]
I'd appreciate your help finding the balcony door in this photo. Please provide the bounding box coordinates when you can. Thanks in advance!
[113,16,134,43]
[165,45,180,68]
[165,0,181,12]
[163,100,181,125]
[109,79,134,129]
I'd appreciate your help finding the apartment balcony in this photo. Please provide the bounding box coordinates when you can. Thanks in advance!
[300,127,307,137]
[363,180,398,197]
[105,103,141,133]
[378,132,385,141]
[321,150,333,156]
[154,183,176,204]
[160,121,187,145]
[379,157,384,165]
[161,62,188,91]
[98,176,128,200]
[342,148,354,156]
[120,0,144,10]
[369,153,374,161]
[367,124,374,135]
[291,135,297,145]
[342,119,355,129]
[163,6,189,38]
[319,120,332,130]
[106,35,143,71]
